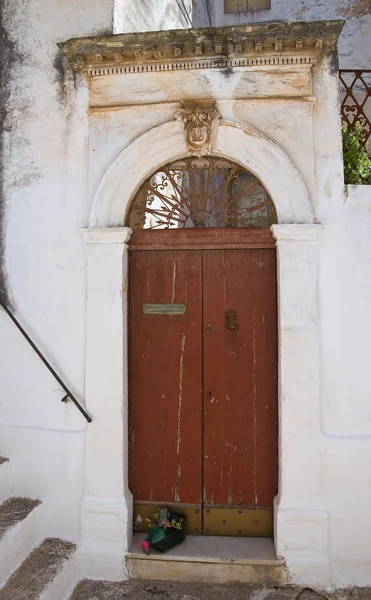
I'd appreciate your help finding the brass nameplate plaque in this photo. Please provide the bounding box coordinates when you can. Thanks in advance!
[143,303,186,315]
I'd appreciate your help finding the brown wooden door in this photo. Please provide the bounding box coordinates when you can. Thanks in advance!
[202,249,278,535]
[129,231,278,537]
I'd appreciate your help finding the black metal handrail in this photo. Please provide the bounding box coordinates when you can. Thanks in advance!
[0,300,92,423]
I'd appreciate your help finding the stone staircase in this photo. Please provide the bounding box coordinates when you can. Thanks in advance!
[0,457,79,600]
[0,496,42,586]
[0,538,77,600]
[0,456,288,598]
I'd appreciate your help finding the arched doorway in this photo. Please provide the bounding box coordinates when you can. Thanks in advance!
[82,119,321,578]
[128,156,278,537]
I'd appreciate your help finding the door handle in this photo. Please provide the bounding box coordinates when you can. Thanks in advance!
[225,309,238,332]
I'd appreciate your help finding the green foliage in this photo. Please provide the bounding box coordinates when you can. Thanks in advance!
[170,518,183,530]
[342,121,371,185]
[145,507,184,531]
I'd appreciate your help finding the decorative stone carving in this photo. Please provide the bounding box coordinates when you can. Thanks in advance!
[214,40,223,54]
[173,43,183,57]
[315,38,324,49]
[132,45,142,59]
[255,41,263,52]
[88,57,318,77]
[176,103,220,157]
[194,43,203,56]
[152,45,162,58]
[275,38,283,51]
[296,38,304,50]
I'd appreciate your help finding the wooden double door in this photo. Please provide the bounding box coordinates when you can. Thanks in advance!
[129,230,278,537]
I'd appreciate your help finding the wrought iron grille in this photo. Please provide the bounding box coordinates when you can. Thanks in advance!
[128,157,276,230]
[339,70,371,149]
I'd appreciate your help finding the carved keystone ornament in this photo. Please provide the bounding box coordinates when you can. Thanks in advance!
[176,103,220,157]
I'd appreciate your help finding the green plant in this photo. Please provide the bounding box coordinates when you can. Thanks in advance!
[145,507,183,531]
[342,121,371,185]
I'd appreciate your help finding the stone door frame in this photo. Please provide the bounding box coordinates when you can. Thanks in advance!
[80,119,327,585]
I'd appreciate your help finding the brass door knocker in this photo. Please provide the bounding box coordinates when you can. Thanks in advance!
[225,309,238,332]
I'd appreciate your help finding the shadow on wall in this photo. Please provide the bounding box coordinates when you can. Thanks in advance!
[119,0,211,33]
[159,0,211,29]
[191,0,212,27]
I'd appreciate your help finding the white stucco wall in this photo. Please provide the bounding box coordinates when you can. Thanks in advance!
[0,0,210,541]
[212,0,371,68]
[319,184,371,586]
[1,0,115,543]
[313,55,371,586]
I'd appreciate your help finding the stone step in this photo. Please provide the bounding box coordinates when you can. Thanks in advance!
[126,533,288,585]
[71,579,301,600]
[0,459,13,504]
[0,497,42,588]
[0,538,77,600]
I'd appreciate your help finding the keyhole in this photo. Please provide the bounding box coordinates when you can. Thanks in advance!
[208,390,212,397]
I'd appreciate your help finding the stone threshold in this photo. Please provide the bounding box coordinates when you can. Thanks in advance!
[127,534,286,584]
[129,533,283,566]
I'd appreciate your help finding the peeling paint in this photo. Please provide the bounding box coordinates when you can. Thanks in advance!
[172,259,177,303]
[226,444,237,505]
[175,330,186,502]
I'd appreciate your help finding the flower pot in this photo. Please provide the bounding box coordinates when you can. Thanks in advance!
[141,515,186,554]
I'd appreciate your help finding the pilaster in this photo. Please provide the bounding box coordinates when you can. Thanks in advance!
[272,224,329,587]
[80,227,133,580]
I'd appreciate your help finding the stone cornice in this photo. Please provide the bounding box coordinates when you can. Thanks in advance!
[59,20,344,76]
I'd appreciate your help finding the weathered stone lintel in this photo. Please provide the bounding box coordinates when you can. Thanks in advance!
[59,20,344,74]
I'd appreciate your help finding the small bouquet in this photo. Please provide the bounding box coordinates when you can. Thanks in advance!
[141,507,186,555]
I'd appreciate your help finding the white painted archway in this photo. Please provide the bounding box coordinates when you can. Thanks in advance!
[90,119,314,228]
[81,119,326,586]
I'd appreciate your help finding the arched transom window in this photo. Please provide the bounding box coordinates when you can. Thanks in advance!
[128,156,276,230]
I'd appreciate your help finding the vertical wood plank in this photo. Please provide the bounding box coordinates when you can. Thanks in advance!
[203,249,277,509]
[129,250,203,505]
[251,250,278,506]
